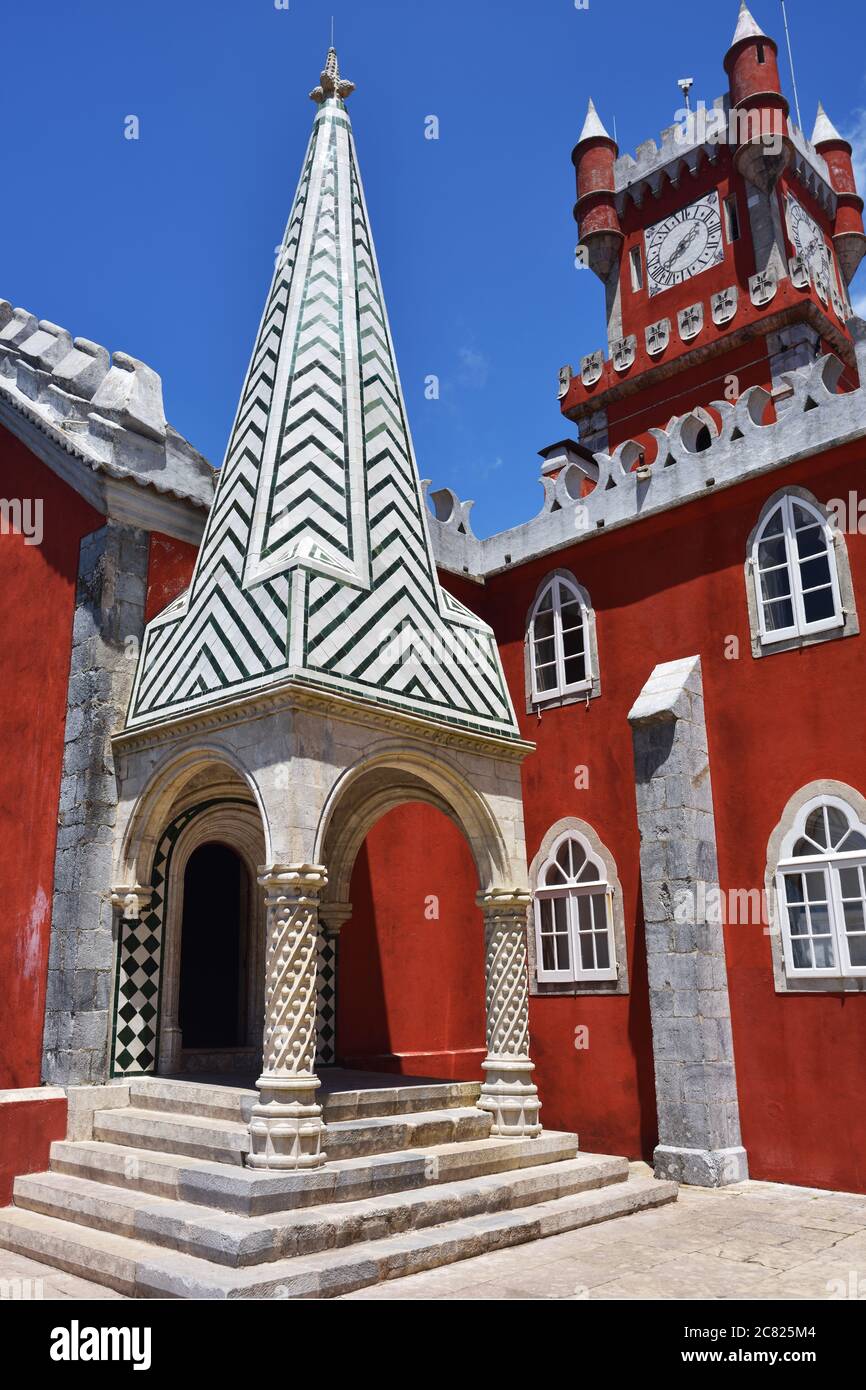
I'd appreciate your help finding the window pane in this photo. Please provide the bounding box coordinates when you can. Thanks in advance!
[802,586,836,624]
[787,904,808,935]
[534,609,555,641]
[577,895,593,933]
[536,662,558,692]
[534,636,555,667]
[579,933,595,970]
[762,506,784,537]
[784,874,805,903]
[541,935,556,971]
[839,867,862,898]
[799,555,832,592]
[544,861,567,885]
[562,625,585,659]
[556,839,574,876]
[763,597,794,631]
[808,902,830,934]
[553,897,568,933]
[804,809,828,848]
[826,806,850,848]
[792,837,818,857]
[843,900,865,932]
[595,933,610,969]
[537,588,553,612]
[559,600,583,631]
[813,936,836,969]
[792,503,819,531]
[805,871,827,900]
[760,567,792,600]
[564,656,587,686]
[569,840,586,877]
[576,858,601,883]
[839,831,866,852]
[791,936,813,969]
[848,935,866,967]
[555,933,571,970]
[758,535,787,568]
[795,524,826,559]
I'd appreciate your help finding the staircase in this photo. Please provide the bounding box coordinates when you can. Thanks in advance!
[0,1074,677,1298]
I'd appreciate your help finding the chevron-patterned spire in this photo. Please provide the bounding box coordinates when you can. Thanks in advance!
[127,52,518,740]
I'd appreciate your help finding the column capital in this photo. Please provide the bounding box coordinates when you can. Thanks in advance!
[319,901,353,936]
[109,884,153,920]
[476,888,531,921]
[257,862,328,900]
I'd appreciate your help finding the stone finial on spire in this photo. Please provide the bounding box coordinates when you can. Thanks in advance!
[577,99,613,145]
[310,46,356,104]
[730,1,768,48]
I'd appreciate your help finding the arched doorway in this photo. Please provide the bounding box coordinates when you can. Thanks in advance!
[178,843,248,1050]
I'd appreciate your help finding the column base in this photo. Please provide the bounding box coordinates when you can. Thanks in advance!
[654,1144,749,1187]
[478,1056,542,1138]
[246,1073,327,1170]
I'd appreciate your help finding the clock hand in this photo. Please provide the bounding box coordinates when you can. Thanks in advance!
[661,223,700,271]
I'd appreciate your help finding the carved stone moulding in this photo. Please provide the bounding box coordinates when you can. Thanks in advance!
[610,334,636,373]
[749,269,778,308]
[557,364,573,399]
[580,350,603,387]
[645,317,671,357]
[711,285,738,325]
[677,303,703,342]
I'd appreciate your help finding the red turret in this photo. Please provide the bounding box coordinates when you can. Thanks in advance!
[812,102,866,284]
[572,99,623,280]
[723,2,792,190]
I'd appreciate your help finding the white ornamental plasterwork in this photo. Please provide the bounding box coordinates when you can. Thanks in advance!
[558,364,574,398]
[580,351,603,387]
[788,254,810,290]
[711,286,738,325]
[477,890,541,1138]
[677,303,703,342]
[125,59,518,743]
[749,269,778,307]
[646,318,671,357]
[611,335,636,373]
[832,288,849,322]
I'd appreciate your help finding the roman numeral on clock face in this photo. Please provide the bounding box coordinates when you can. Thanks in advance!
[643,192,725,296]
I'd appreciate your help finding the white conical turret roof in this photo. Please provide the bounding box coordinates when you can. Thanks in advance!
[730,1,768,48]
[811,100,844,146]
[578,98,612,144]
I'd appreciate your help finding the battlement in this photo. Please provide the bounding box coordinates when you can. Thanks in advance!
[0,300,214,514]
[428,324,866,580]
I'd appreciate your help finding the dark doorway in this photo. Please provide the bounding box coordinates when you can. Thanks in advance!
[178,843,246,1049]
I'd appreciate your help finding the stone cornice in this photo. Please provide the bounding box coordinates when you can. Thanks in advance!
[112,675,536,764]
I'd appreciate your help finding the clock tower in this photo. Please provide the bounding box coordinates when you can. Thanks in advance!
[561,2,865,460]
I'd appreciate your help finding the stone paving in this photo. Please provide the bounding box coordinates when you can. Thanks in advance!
[3,1162,866,1301]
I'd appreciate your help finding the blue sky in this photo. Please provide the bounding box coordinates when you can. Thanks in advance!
[4,0,865,537]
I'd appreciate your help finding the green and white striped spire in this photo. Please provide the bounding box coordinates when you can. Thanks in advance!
[128,50,518,739]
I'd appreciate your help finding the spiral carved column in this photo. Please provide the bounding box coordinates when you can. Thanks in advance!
[247,864,328,1169]
[478,889,541,1137]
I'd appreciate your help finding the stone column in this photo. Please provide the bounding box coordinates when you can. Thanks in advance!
[477,889,541,1137]
[247,864,328,1170]
[628,656,748,1187]
[316,902,352,1067]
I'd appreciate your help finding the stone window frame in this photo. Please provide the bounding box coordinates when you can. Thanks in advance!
[744,486,859,660]
[524,569,601,714]
[765,779,866,994]
[527,816,628,997]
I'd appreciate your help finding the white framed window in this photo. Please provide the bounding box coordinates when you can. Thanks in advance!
[751,493,843,645]
[723,194,740,243]
[629,245,643,291]
[529,575,592,702]
[776,795,866,981]
[534,831,617,983]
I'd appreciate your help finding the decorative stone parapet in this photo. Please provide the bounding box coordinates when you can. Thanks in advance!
[477,889,541,1138]
[247,864,328,1170]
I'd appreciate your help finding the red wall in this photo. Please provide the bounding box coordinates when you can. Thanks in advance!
[0,428,102,1089]
[339,803,486,1080]
[0,1096,67,1205]
[478,442,866,1189]
[145,532,199,621]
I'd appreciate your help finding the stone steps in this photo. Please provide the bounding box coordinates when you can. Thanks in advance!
[91,1104,493,1167]
[0,1173,677,1299]
[125,1075,481,1125]
[13,1153,630,1268]
[49,1131,581,1215]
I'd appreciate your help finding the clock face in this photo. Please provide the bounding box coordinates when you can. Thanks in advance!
[786,195,832,292]
[644,192,725,297]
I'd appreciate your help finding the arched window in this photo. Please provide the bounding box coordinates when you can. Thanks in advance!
[776,795,866,980]
[528,575,592,702]
[534,830,617,983]
[751,493,842,644]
